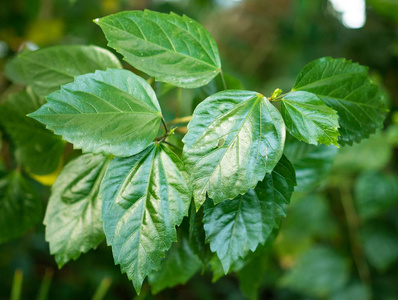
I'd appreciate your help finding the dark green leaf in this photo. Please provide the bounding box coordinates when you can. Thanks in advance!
[148,233,202,294]
[281,91,339,146]
[354,171,398,221]
[361,222,398,272]
[29,69,162,157]
[330,282,371,300]
[0,89,65,175]
[203,155,295,273]
[0,172,41,243]
[280,246,350,297]
[183,90,285,208]
[100,143,192,293]
[19,45,122,96]
[292,57,387,145]
[44,154,110,267]
[284,135,338,192]
[95,10,221,88]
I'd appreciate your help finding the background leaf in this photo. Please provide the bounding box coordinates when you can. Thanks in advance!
[0,172,41,243]
[100,143,192,293]
[29,69,162,157]
[95,10,221,88]
[284,135,338,192]
[183,90,285,208]
[44,154,110,267]
[280,246,350,298]
[19,45,122,96]
[203,155,295,273]
[281,91,339,146]
[292,57,387,145]
[148,232,202,294]
[0,88,65,175]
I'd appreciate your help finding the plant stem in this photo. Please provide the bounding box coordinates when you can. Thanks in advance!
[92,277,112,300]
[11,269,23,300]
[220,70,227,90]
[167,115,193,126]
[36,268,53,300]
[161,116,169,134]
[176,87,181,118]
[340,183,372,289]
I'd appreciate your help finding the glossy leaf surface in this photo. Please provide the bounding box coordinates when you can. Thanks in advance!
[29,69,162,157]
[183,90,285,208]
[203,155,295,273]
[0,172,41,243]
[44,154,110,267]
[19,45,122,96]
[281,91,340,146]
[0,89,65,175]
[148,233,202,293]
[292,57,387,145]
[95,10,221,88]
[100,143,192,293]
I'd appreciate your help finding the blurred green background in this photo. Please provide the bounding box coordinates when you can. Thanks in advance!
[1,0,398,299]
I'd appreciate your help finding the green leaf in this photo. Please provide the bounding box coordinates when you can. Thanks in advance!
[19,45,122,96]
[284,135,338,192]
[95,10,221,88]
[4,54,28,85]
[183,90,286,208]
[0,172,41,243]
[280,246,350,297]
[44,154,111,267]
[361,222,398,272]
[292,57,387,145]
[281,91,340,146]
[203,155,295,273]
[29,69,162,157]
[354,171,398,221]
[148,233,202,294]
[100,143,192,293]
[0,89,65,175]
[330,282,371,300]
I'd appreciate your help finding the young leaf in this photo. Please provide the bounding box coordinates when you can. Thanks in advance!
[100,143,192,293]
[182,90,286,209]
[292,57,387,145]
[29,69,162,157]
[203,155,295,273]
[95,10,221,88]
[44,154,111,267]
[0,172,41,243]
[148,233,202,294]
[19,45,122,96]
[0,89,65,175]
[281,91,340,146]
[284,135,338,192]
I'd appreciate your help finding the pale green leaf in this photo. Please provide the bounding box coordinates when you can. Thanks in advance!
[44,154,111,267]
[280,246,350,297]
[148,233,202,294]
[284,135,338,192]
[0,172,41,243]
[100,143,192,293]
[292,57,387,145]
[19,45,122,96]
[183,90,286,208]
[203,155,295,273]
[0,88,65,175]
[4,54,28,85]
[95,10,221,88]
[29,69,162,157]
[281,91,340,146]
